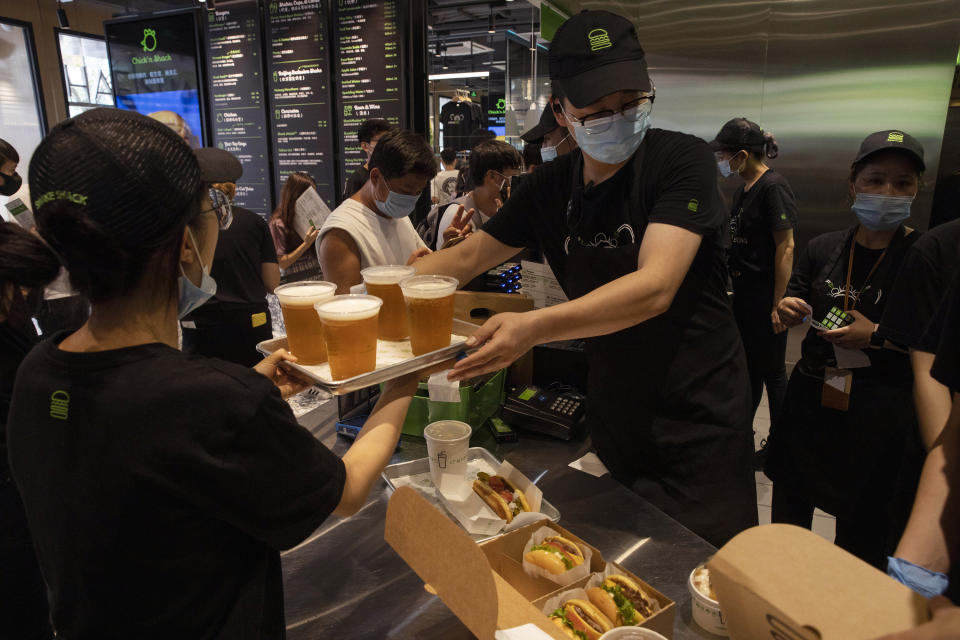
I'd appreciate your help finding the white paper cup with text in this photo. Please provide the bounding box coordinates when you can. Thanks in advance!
[423,420,472,499]
[689,564,727,636]
[599,628,668,640]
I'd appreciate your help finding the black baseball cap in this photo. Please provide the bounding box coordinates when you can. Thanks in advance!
[521,106,560,144]
[196,147,243,183]
[853,130,925,172]
[30,108,236,247]
[710,118,764,152]
[549,10,652,109]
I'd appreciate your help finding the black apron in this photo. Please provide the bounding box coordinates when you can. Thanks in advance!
[561,146,757,548]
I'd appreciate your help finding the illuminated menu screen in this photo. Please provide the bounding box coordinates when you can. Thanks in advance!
[106,11,205,146]
[335,0,404,197]
[266,0,337,207]
[205,1,271,214]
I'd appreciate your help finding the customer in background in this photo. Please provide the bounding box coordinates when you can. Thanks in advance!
[454,128,497,197]
[522,143,542,173]
[342,118,393,201]
[318,129,435,293]
[269,171,322,283]
[766,130,925,569]
[0,223,60,640]
[711,118,797,468]
[431,148,459,206]
[8,108,441,638]
[182,153,281,367]
[434,139,522,250]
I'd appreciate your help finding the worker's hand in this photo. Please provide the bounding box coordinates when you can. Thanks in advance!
[443,205,476,244]
[494,197,504,211]
[254,349,313,399]
[871,596,960,639]
[819,310,875,350]
[777,296,811,327]
[407,247,431,265]
[771,306,788,334]
[448,312,539,381]
[304,226,321,246]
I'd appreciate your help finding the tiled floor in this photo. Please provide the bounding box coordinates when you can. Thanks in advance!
[753,325,837,542]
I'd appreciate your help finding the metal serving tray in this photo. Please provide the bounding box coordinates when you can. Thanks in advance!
[256,318,480,395]
[381,447,561,543]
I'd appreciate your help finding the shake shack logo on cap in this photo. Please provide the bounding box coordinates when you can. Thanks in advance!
[35,190,88,209]
[588,28,613,51]
[887,131,905,143]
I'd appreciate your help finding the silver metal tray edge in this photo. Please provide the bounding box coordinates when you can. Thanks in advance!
[257,318,480,395]
[380,447,561,543]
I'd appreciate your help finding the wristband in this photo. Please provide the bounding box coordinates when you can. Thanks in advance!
[887,557,949,598]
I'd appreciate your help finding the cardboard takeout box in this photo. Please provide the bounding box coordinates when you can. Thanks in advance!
[707,524,930,639]
[385,486,675,639]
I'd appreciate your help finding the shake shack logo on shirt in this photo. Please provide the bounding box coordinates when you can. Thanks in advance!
[563,223,636,253]
[730,209,747,245]
[447,113,465,123]
[824,278,872,306]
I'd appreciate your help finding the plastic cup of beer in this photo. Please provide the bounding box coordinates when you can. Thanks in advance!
[423,420,472,498]
[274,281,336,365]
[361,265,416,341]
[314,294,382,381]
[399,275,459,356]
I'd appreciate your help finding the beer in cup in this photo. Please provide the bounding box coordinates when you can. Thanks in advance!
[274,281,336,365]
[314,294,382,380]
[423,420,472,497]
[399,275,459,356]
[360,265,416,341]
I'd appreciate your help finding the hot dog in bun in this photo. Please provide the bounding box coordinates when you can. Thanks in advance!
[548,599,613,640]
[586,574,660,626]
[524,535,585,574]
[473,472,530,523]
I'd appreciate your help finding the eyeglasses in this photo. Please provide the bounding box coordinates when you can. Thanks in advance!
[560,94,655,135]
[205,187,234,230]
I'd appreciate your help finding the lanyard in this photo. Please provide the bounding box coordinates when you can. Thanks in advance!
[843,227,887,312]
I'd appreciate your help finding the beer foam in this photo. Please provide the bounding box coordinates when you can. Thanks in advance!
[400,276,458,299]
[315,295,382,320]
[361,265,416,285]
[275,282,336,306]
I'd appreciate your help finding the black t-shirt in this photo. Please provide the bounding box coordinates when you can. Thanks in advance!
[483,129,728,287]
[6,335,345,638]
[193,206,277,314]
[931,273,960,392]
[342,164,369,202]
[786,226,918,378]
[439,101,474,151]
[879,217,960,351]
[0,303,40,477]
[728,170,798,277]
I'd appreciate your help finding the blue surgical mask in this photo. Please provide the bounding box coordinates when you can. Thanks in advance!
[540,133,569,163]
[568,111,651,165]
[178,228,217,319]
[717,153,743,178]
[374,177,419,219]
[851,192,913,231]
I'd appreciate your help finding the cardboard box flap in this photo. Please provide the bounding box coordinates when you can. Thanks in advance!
[386,486,499,639]
[708,524,928,639]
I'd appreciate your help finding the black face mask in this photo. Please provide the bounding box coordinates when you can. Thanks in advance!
[0,172,22,197]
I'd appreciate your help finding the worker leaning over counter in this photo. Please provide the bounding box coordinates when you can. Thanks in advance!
[6,108,437,638]
[411,9,757,547]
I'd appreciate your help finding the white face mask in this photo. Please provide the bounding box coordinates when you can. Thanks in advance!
[177,227,217,319]
[540,133,570,163]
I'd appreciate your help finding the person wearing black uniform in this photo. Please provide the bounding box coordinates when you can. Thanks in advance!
[7,108,439,638]
[410,10,757,547]
[182,158,281,367]
[342,118,392,201]
[711,118,797,466]
[767,130,926,568]
[0,223,60,640]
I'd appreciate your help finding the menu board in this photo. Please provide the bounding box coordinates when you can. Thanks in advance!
[266,0,337,207]
[105,11,206,147]
[335,0,404,199]
[205,1,271,215]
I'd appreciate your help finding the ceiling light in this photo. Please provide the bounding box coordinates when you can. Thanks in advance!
[429,71,490,80]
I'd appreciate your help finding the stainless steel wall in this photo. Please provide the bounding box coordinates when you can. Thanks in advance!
[581,0,960,247]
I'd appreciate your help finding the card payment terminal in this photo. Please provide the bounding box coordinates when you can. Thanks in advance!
[501,385,586,440]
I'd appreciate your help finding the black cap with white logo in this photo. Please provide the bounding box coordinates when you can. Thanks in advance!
[549,10,652,109]
[853,130,925,172]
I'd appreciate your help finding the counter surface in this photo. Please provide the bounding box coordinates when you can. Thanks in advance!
[283,397,721,639]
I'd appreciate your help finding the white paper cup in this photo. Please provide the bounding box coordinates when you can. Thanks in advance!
[689,565,727,636]
[423,420,472,498]
[599,628,669,640]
